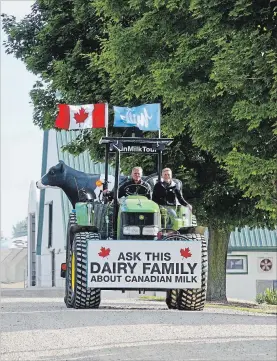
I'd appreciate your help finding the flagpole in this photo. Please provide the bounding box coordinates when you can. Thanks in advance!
[105,102,108,137]
[158,103,161,139]
[104,102,109,191]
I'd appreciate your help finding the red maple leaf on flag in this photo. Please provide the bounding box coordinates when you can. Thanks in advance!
[98,247,110,258]
[180,247,192,259]
[74,107,89,123]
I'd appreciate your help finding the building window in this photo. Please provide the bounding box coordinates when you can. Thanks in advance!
[226,255,248,274]
[48,202,53,248]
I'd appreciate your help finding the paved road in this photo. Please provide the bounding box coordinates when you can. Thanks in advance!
[1,289,276,361]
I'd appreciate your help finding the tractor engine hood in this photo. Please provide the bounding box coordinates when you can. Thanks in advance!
[119,195,160,213]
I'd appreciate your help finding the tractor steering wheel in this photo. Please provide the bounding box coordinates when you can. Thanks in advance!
[124,183,149,196]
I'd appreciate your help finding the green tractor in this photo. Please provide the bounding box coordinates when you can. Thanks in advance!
[62,136,208,311]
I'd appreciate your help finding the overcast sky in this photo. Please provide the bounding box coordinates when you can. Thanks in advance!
[1,0,43,237]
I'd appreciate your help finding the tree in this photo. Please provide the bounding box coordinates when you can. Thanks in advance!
[91,0,276,299]
[188,0,277,217]
[12,218,28,238]
[92,0,277,219]
[2,0,275,301]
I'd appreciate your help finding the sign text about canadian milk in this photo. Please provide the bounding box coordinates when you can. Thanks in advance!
[87,241,202,289]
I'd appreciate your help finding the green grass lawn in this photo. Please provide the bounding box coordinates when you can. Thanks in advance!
[138,295,277,315]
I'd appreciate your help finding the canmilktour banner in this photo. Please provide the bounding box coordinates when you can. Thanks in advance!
[113,104,161,131]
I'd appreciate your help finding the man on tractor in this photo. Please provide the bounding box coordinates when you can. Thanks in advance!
[152,167,191,226]
[104,166,152,200]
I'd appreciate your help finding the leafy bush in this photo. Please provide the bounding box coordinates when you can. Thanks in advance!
[256,293,265,304]
[256,288,277,305]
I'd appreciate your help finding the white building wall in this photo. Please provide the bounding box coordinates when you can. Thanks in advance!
[27,181,39,287]
[38,129,66,287]
[226,250,277,302]
[0,248,27,283]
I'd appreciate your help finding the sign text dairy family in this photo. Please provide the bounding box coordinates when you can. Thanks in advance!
[87,241,202,289]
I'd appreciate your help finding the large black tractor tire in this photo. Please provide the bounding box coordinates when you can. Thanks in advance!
[166,289,178,309]
[69,232,101,309]
[64,212,77,308]
[166,233,208,311]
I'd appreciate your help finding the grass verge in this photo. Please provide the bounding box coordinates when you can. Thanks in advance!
[138,295,277,315]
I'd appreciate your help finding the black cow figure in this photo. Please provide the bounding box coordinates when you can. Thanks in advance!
[36,160,108,207]
[36,160,160,207]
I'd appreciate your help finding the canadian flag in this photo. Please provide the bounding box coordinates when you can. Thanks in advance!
[55,103,108,130]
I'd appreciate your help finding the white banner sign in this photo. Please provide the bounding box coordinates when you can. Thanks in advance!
[87,240,202,289]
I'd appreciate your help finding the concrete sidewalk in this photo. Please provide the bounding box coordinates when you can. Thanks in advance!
[0,287,65,298]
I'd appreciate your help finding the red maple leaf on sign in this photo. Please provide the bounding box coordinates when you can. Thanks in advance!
[180,247,192,259]
[74,107,89,123]
[98,247,110,258]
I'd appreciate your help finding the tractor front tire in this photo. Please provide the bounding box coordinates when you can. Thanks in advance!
[70,232,101,309]
[166,233,208,311]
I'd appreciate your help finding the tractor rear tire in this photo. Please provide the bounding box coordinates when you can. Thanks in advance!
[166,289,178,309]
[177,234,207,311]
[64,212,77,308]
[70,232,101,309]
[166,233,208,311]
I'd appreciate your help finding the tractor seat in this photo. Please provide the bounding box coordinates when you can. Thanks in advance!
[172,178,183,189]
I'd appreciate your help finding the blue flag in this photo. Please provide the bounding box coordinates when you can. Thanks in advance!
[113,104,160,131]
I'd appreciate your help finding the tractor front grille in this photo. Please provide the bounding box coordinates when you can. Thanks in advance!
[122,212,159,227]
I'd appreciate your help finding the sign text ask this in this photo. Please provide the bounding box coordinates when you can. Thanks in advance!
[87,240,202,289]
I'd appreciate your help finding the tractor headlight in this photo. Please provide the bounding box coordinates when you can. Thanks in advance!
[123,226,140,235]
[142,226,159,236]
